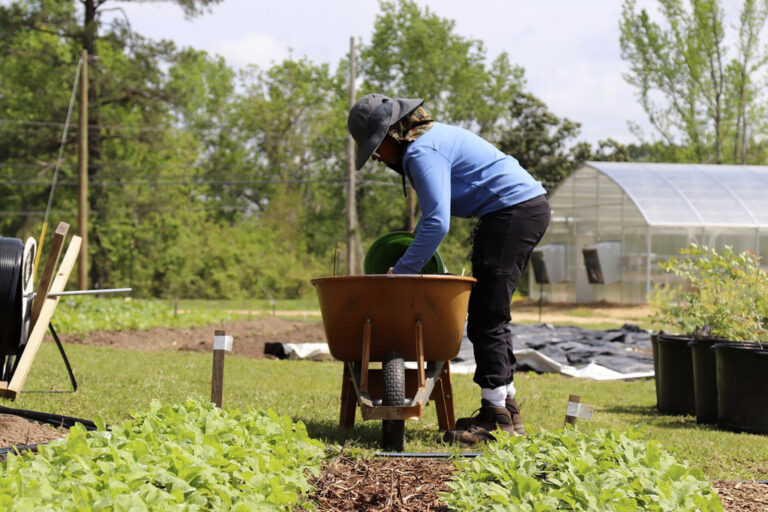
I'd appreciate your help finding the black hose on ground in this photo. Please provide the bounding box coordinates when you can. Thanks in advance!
[0,405,97,430]
[0,406,99,459]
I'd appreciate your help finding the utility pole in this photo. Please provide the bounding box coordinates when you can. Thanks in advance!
[78,48,88,290]
[346,37,362,275]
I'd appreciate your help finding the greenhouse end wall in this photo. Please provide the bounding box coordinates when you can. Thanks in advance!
[530,162,768,305]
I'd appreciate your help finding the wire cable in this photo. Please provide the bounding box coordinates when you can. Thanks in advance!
[33,56,83,279]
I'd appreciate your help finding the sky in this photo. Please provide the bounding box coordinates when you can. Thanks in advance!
[105,0,664,145]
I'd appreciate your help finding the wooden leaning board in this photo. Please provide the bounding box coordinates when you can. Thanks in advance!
[0,222,80,399]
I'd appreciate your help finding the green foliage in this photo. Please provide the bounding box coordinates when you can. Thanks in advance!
[649,244,768,342]
[441,427,723,512]
[0,0,640,300]
[12,342,768,480]
[53,296,238,334]
[0,399,324,511]
[497,92,592,191]
[620,0,768,163]
[360,0,525,135]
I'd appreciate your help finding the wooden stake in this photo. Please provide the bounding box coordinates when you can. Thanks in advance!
[211,330,232,407]
[564,394,581,427]
[78,48,88,290]
[30,222,69,330]
[346,36,361,275]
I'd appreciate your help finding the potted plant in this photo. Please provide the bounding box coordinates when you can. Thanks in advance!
[651,244,768,427]
[708,249,768,433]
[648,278,697,417]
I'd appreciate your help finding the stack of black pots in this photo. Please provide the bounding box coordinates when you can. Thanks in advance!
[653,333,768,434]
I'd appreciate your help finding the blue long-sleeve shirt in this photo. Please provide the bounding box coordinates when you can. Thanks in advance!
[391,123,546,274]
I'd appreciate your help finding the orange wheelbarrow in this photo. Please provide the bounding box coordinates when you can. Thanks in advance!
[311,274,476,451]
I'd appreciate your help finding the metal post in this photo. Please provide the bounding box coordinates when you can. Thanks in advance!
[646,227,652,300]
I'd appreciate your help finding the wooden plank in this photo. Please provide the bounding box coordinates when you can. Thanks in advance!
[30,222,69,330]
[431,362,455,430]
[2,235,81,399]
[414,319,425,389]
[360,317,371,394]
[339,363,357,429]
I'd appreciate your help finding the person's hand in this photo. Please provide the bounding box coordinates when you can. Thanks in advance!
[387,267,394,274]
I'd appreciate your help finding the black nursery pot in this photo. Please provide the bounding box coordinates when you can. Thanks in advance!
[689,337,725,424]
[651,334,660,408]
[715,342,768,434]
[655,334,696,416]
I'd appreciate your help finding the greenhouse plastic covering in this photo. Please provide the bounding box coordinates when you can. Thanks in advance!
[588,162,768,227]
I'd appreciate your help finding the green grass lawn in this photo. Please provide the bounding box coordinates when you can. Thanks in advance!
[6,340,766,481]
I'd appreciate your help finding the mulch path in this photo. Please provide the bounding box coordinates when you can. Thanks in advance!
[301,456,453,511]
[712,480,768,512]
[302,457,768,511]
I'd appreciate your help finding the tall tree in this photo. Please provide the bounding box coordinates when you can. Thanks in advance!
[360,0,525,135]
[498,92,591,191]
[620,0,768,163]
[0,0,223,287]
[357,0,528,264]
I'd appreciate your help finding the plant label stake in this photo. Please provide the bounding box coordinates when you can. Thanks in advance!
[211,330,232,408]
[564,394,594,427]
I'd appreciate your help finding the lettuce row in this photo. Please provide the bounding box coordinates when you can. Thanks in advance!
[441,427,723,511]
[0,400,324,511]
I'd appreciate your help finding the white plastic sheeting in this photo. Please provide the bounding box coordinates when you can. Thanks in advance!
[267,323,654,381]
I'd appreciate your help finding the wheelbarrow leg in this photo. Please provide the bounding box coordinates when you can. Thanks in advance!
[430,361,456,431]
[339,362,357,429]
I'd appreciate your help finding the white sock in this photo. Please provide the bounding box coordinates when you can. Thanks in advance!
[506,381,516,400]
[481,386,507,407]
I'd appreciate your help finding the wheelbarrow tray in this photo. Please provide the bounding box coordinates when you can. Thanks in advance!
[311,274,475,362]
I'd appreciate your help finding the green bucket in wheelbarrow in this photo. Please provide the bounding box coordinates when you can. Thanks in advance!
[363,231,446,274]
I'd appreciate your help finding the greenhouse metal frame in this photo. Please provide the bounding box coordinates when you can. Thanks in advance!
[531,162,768,305]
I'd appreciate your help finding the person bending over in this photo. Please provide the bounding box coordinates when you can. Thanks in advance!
[348,94,550,444]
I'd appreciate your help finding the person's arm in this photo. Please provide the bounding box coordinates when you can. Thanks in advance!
[392,147,451,274]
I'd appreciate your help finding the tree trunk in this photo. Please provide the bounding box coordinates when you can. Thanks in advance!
[81,0,107,287]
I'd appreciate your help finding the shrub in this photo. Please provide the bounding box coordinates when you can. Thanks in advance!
[649,244,768,343]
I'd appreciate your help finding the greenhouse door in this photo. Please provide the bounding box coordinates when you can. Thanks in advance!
[575,235,594,304]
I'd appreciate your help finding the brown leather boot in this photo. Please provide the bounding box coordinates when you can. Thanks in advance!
[444,399,519,445]
[506,397,526,436]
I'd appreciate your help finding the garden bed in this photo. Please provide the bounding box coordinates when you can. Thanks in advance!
[4,414,766,511]
[54,317,326,358]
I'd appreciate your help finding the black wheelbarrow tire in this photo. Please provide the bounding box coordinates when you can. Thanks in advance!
[382,351,405,452]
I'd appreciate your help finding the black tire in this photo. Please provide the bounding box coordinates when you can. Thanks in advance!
[382,351,406,452]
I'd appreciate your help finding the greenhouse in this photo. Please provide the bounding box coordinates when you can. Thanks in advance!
[530,162,768,305]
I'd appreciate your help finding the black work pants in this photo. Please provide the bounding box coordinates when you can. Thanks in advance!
[467,194,551,390]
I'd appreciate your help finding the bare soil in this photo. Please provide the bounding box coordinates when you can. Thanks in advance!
[3,314,766,510]
[55,316,328,359]
[0,414,67,448]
